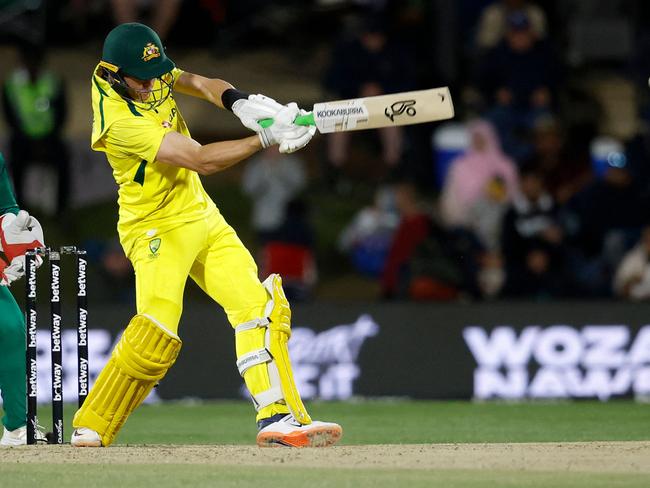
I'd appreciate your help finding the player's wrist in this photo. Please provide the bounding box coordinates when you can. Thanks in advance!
[222,89,250,112]
[258,128,275,148]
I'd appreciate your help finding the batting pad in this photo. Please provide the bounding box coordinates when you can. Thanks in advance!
[72,314,182,446]
[235,274,312,425]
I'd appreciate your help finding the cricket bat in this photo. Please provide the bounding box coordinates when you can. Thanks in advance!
[258,87,454,133]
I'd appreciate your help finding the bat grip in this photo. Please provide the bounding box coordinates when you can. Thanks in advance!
[257,112,315,129]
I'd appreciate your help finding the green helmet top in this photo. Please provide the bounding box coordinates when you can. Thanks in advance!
[101,23,174,80]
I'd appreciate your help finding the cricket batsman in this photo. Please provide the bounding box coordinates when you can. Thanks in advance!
[0,151,46,446]
[70,22,342,448]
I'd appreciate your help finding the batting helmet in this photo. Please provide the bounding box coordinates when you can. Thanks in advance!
[98,23,175,110]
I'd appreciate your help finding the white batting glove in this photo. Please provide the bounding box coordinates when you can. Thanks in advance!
[258,105,316,153]
[278,109,317,154]
[232,94,286,132]
[0,210,45,285]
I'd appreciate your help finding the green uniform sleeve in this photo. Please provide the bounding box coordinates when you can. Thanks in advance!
[0,152,19,215]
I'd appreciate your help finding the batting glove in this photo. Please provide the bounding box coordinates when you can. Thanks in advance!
[278,109,317,154]
[232,94,287,132]
[258,104,316,153]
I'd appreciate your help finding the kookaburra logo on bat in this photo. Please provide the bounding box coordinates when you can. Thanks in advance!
[385,100,416,121]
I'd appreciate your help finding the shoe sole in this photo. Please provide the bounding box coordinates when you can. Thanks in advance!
[256,425,342,448]
[71,439,102,447]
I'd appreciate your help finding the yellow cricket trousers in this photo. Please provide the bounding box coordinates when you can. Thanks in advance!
[129,210,266,333]
[128,209,289,420]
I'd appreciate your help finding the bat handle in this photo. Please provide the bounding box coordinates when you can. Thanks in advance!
[257,112,315,129]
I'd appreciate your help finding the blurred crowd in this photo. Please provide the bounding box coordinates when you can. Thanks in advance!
[3,0,650,302]
[318,0,650,302]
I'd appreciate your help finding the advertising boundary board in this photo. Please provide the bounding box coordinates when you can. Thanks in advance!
[31,301,650,402]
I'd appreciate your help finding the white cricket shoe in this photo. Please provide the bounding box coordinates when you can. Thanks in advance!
[71,427,102,447]
[256,414,342,447]
[1,425,47,446]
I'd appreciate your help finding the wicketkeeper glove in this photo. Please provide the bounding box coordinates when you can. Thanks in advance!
[0,210,44,286]
[0,260,25,287]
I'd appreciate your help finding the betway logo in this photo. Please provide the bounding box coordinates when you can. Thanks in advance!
[52,363,63,401]
[28,310,37,347]
[51,314,62,352]
[78,357,89,396]
[27,261,37,298]
[78,309,88,346]
[51,263,60,302]
[464,325,650,400]
[28,359,37,397]
[78,258,87,296]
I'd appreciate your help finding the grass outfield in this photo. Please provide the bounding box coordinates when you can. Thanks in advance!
[2,400,650,487]
[111,399,650,444]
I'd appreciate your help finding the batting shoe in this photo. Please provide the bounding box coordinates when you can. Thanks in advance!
[0,424,47,446]
[256,414,342,447]
[71,427,102,447]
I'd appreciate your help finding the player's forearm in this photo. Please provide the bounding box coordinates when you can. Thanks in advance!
[195,77,234,109]
[175,72,233,109]
[195,136,262,175]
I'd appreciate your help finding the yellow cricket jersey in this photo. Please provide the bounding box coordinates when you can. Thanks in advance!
[90,65,217,255]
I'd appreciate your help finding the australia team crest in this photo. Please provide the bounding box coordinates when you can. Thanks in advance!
[149,238,161,256]
[142,43,161,62]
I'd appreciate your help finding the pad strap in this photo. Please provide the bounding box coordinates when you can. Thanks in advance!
[235,317,270,333]
[252,386,284,410]
[236,348,272,376]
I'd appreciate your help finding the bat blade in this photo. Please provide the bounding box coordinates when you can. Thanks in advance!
[311,87,454,133]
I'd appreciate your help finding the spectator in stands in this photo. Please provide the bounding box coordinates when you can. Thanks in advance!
[622,129,650,200]
[475,0,547,51]
[613,226,650,301]
[242,146,307,246]
[526,115,593,205]
[466,176,509,298]
[242,147,314,300]
[478,10,560,161]
[439,121,516,299]
[440,119,518,228]
[380,181,472,301]
[501,163,566,298]
[380,181,432,299]
[466,176,509,252]
[562,151,650,296]
[258,199,317,301]
[338,185,400,277]
[110,0,181,40]
[322,14,416,188]
[2,41,69,216]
